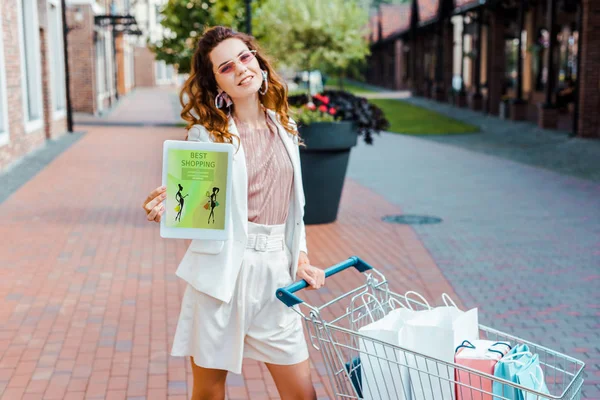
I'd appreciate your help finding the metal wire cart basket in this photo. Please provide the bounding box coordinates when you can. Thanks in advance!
[276,257,585,400]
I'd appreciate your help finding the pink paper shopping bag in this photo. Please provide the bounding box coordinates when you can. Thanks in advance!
[455,340,511,400]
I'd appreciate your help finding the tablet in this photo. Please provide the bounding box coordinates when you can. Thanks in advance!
[160,139,234,240]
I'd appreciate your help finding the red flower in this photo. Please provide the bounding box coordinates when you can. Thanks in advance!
[328,107,336,115]
[306,102,316,111]
[321,96,330,105]
[318,105,328,113]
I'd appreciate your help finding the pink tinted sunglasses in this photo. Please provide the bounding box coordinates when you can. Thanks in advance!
[216,50,257,75]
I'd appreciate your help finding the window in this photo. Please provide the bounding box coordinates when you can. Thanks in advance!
[0,8,9,145]
[96,35,106,95]
[47,1,66,116]
[18,0,44,132]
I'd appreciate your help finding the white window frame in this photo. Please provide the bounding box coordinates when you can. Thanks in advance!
[47,0,67,120]
[17,0,45,133]
[0,7,10,147]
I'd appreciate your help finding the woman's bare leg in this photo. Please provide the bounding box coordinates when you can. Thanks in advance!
[190,357,229,400]
[266,359,317,400]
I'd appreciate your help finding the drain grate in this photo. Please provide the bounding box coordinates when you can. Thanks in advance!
[382,215,442,225]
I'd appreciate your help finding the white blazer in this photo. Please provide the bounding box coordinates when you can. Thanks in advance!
[174,109,308,303]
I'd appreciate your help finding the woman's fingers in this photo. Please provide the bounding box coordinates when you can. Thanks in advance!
[143,187,167,215]
[317,268,326,288]
[298,269,317,290]
[302,268,326,290]
[315,269,325,289]
[143,186,165,208]
[146,203,164,222]
[153,205,165,223]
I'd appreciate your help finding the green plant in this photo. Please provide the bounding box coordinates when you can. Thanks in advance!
[289,91,389,144]
[254,0,370,95]
[292,105,339,125]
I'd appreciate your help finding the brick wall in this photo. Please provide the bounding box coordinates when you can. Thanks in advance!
[578,0,600,138]
[134,46,156,87]
[66,4,95,114]
[0,0,52,173]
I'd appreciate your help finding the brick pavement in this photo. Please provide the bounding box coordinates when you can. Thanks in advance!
[0,124,462,399]
[73,86,182,127]
[347,131,600,399]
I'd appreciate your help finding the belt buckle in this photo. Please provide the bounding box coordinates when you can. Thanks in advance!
[255,235,268,252]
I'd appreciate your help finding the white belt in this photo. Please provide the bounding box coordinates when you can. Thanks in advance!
[246,233,285,252]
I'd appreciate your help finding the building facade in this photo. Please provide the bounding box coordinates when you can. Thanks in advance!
[0,0,69,172]
[366,0,599,138]
[132,0,176,87]
[65,0,139,115]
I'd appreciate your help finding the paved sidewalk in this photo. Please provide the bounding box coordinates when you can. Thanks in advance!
[73,86,182,127]
[401,96,600,182]
[348,131,600,398]
[0,124,461,400]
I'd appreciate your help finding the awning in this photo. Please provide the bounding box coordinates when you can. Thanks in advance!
[94,14,142,35]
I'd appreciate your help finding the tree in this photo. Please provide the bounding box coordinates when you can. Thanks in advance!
[149,0,265,74]
[254,0,370,92]
[148,0,213,74]
[210,0,266,33]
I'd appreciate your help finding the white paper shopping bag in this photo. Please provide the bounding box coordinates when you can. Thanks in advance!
[399,293,479,400]
[358,298,415,400]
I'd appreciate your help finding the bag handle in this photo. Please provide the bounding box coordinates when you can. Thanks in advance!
[360,292,386,323]
[498,351,534,367]
[529,364,546,392]
[442,293,459,308]
[455,340,476,354]
[455,340,513,357]
[487,342,512,358]
[388,296,409,310]
[404,290,431,310]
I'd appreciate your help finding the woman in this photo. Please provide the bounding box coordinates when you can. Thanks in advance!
[141,26,325,400]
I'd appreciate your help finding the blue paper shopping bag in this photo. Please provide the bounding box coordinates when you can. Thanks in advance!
[492,344,550,400]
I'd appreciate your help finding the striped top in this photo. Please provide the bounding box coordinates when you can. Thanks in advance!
[236,115,294,225]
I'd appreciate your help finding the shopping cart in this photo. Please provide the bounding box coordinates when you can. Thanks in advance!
[276,257,586,400]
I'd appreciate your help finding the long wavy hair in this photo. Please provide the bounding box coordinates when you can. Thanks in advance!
[180,26,297,145]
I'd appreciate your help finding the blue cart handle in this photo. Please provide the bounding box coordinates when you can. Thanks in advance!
[276,256,374,307]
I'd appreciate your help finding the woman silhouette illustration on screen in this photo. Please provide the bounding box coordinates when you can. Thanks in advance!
[175,184,188,222]
[208,187,219,224]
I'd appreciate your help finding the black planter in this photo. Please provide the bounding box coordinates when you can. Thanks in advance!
[298,121,357,225]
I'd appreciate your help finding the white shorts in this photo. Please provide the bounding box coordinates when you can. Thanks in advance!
[170,222,309,374]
